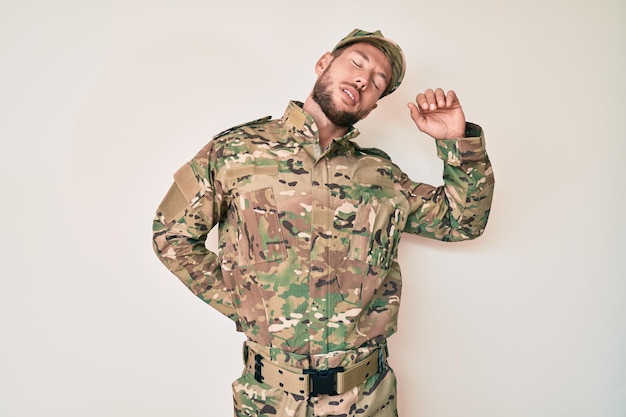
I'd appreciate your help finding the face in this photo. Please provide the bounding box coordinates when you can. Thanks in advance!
[312,42,392,127]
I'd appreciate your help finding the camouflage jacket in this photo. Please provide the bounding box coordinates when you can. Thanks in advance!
[152,101,494,356]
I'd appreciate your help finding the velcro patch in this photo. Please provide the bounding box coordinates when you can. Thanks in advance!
[157,182,188,222]
[173,163,202,203]
[157,163,203,222]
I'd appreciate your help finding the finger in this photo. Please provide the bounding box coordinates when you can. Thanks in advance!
[424,89,436,110]
[445,90,459,107]
[407,102,422,121]
[435,88,446,108]
[407,102,427,131]
[415,93,429,111]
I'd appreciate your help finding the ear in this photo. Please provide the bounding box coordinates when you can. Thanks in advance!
[315,52,333,76]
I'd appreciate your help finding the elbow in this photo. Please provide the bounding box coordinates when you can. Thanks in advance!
[152,217,171,262]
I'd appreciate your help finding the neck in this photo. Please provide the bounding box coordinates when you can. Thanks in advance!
[302,95,350,150]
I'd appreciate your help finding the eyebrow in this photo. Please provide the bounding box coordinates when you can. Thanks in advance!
[352,50,389,83]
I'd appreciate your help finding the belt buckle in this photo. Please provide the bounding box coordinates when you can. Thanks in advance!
[304,366,345,396]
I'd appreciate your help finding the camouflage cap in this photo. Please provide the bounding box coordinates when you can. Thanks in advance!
[332,28,406,98]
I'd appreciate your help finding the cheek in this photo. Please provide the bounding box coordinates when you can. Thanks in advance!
[362,93,381,110]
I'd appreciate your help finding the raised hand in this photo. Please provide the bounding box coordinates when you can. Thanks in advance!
[407,88,466,140]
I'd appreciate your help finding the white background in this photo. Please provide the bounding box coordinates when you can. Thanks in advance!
[1,1,624,416]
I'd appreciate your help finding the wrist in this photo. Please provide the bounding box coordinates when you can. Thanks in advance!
[438,128,465,140]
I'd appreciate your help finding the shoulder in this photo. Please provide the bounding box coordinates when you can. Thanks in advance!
[212,116,274,140]
[351,142,392,160]
[204,115,279,166]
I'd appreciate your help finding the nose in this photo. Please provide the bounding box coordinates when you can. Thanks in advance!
[355,78,367,90]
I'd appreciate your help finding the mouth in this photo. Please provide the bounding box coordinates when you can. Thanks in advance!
[341,85,359,105]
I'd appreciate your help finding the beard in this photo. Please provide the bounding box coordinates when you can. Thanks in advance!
[311,67,368,127]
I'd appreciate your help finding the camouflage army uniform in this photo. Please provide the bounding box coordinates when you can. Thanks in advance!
[152,101,494,416]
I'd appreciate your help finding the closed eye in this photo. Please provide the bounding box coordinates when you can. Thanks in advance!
[352,59,380,89]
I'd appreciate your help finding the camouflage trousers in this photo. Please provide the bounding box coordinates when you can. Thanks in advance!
[232,341,398,417]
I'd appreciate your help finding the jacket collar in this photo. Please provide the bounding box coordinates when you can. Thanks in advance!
[281,101,361,145]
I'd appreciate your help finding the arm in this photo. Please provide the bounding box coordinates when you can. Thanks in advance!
[403,89,495,241]
[152,141,238,322]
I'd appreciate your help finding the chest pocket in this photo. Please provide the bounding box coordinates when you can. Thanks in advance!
[348,191,403,269]
[232,186,287,266]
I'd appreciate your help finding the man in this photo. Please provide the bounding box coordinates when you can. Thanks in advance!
[152,29,494,417]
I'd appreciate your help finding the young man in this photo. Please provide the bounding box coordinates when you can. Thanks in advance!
[153,29,494,417]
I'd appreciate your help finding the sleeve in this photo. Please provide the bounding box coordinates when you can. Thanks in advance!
[152,140,239,323]
[402,122,495,241]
